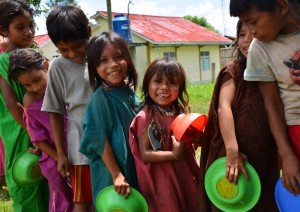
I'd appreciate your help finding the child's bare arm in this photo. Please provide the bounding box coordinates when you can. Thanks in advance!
[218,78,249,183]
[49,112,69,177]
[0,76,27,130]
[138,128,184,162]
[258,81,300,194]
[102,138,130,198]
[37,140,58,162]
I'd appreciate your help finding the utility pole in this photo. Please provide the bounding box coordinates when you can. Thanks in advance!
[107,0,112,31]
[221,0,227,35]
[127,0,133,45]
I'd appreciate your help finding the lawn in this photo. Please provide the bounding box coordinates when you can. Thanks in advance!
[0,83,214,210]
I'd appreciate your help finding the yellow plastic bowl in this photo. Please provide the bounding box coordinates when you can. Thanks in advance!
[12,149,44,187]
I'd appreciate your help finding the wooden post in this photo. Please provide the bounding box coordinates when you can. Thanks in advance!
[211,62,215,83]
[107,0,113,31]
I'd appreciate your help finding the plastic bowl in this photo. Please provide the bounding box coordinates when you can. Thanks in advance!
[12,149,43,187]
[171,113,207,145]
[96,186,148,212]
[275,178,300,211]
[204,157,261,212]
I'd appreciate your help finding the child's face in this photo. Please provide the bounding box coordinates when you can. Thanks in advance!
[239,5,283,42]
[96,43,128,85]
[238,23,254,57]
[17,69,48,95]
[1,12,35,49]
[149,74,179,110]
[56,39,88,64]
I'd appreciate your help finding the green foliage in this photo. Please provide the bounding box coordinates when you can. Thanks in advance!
[27,0,45,16]
[44,0,78,8]
[27,0,78,18]
[184,15,221,34]
[43,0,79,17]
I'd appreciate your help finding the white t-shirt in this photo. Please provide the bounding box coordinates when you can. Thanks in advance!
[244,31,300,125]
[42,56,93,165]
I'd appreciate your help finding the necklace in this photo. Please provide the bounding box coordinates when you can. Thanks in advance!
[102,80,126,90]
[152,103,176,116]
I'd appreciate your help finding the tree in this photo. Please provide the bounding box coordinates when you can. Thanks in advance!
[27,0,78,17]
[44,0,78,8]
[27,0,44,16]
[183,15,221,34]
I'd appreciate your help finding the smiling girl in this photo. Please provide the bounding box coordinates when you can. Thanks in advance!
[129,56,200,212]
[79,31,140,204]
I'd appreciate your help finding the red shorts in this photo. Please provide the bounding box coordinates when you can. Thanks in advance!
[70,165,93,203]
[288,125,300,159]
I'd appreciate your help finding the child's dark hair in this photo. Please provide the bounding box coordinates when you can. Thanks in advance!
[232,20,247,61]
[142,56,190,113]
[46,5,90,45]
[0,0,34,36]
[8,48,45,82]
[87,31,138,90]
[230,0,277,17]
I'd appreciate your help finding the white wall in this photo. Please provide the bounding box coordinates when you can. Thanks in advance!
[38,42,59,61]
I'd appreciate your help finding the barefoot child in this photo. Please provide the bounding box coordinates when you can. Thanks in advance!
[8,48,74,212]
[0,0,48,210]
[79,31,140,204]
[129,57,200,212]
[230,0,300,194]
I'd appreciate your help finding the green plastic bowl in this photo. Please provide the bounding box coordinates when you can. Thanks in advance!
[12,149,44,187]
[204,157,261,212]
[96,186,148,212]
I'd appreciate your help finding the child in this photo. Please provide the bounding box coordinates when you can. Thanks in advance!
[129,57,200,212]
[230,0,300,194]
[0,35,8,53]
[8,48,74,212]
[198,20,279,211]
[79,31,140,204]
[41,5,94,211]
[0,35,8,188]
[0,0,49,211]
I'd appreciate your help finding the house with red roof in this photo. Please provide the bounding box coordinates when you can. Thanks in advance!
[35,11,232,84]
[34,34,59,60]
[91,11,232,84]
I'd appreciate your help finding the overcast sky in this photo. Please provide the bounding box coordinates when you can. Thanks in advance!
[36,0,239,37]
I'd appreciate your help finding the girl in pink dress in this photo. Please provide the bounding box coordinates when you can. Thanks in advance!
[129,57,201,212]
[8,48,74,212]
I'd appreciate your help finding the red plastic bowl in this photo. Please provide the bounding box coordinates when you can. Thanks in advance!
[171,113,207,145]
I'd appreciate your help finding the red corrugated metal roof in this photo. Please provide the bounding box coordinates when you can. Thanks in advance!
[99,11,231,43]
[34,34,50,46]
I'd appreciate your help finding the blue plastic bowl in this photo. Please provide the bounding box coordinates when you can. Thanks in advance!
[275,178,300,211]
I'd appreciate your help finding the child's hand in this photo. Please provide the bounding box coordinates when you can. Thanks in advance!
[113,172,130,199]
[226,149,249,184]
[191,130,204,147]
[57,154,70,178]
[171,135,185,160]
[281,154,300,194]
[28,145,41,155]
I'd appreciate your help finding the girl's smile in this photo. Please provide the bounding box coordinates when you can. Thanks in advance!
[149,74,179,109]
[96,43,128,86]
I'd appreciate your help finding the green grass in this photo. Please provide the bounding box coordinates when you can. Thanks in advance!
[0,83,214,209]
[188,83,214,114]
[0,186,12,211]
